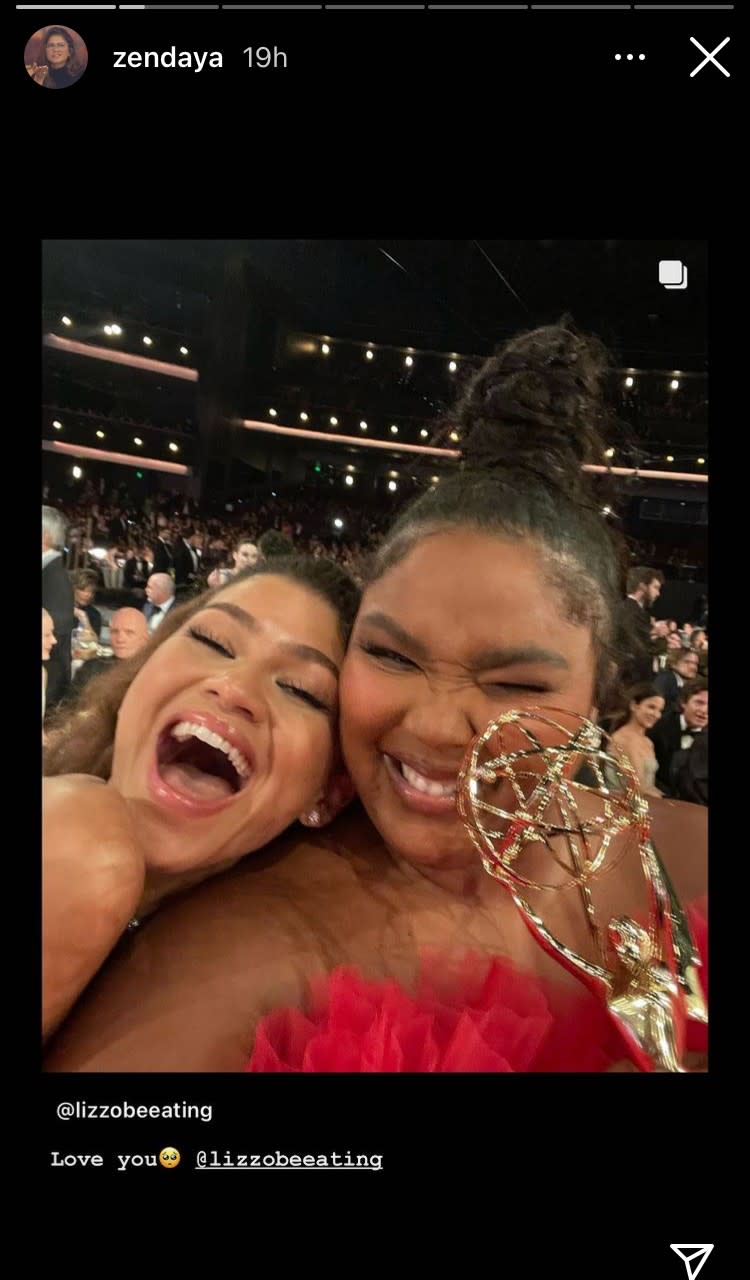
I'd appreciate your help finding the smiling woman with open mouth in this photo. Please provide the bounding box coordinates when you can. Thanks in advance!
[42,555,359,1038]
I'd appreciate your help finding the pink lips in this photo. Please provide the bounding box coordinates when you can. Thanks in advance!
[148,708,257,818]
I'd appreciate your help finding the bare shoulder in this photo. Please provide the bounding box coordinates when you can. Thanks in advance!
[647,795,707,901]
[43,809,397,1072]
[43,776,146,1041]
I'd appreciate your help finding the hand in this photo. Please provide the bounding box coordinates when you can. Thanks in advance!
[27,62,48,85]
[43,775,145,1040]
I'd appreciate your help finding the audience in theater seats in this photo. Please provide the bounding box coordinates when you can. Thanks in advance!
[42,506,74,711]
[609,683,665,798]
[144,573,176,632]
[648,678,708,796]
[72,569,102,639]
[654,648,700,714]
[73,607,149,692]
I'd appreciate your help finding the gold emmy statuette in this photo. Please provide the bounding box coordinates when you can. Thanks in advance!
[456,708,707,1072]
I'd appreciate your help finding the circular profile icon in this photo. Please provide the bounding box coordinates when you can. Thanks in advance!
[25,26,88,89]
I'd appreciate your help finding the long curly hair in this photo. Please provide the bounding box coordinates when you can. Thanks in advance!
[44,555,361,781]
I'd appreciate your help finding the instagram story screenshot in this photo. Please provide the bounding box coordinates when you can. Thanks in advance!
[20,0,735,1251]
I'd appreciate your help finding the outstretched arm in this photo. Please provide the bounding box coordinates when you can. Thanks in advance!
[43,776,145,1041]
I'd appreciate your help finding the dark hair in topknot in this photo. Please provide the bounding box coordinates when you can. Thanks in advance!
[368,318,628,706]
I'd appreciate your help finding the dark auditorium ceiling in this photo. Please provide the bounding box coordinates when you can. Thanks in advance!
[43,239,707,372]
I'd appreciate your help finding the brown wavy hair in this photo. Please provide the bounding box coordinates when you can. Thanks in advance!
[44,555,361,780]
[37,27,85,78]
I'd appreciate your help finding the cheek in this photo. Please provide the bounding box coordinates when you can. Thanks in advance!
[112,658,175,765]
[340,660,401,756]
[273,718,335,795]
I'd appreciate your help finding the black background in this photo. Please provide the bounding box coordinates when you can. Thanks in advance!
[17,0,737,1255]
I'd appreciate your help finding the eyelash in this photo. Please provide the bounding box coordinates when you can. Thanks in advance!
[277,681,330,713]
[360,643,416,668]
[188,626,235,658]
[361,643,547,693]
[188,627,331,714]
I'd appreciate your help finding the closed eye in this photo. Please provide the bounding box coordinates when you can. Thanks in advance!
[187,626,235,659]
[277,681,331,714]
[484,682,549,695]
[360,642,418,669]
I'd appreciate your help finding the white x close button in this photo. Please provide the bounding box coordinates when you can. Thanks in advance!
[690,36,730,79]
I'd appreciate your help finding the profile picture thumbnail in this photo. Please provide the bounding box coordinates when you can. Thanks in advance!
[25,26,88,89]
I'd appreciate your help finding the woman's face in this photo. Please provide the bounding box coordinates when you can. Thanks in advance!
[340,530,598,876]
[42,610,56,661]
[631,695,664,730]
[110,574,344,873]
[45,34,71,66]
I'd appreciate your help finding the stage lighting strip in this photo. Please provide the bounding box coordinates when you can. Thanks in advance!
[237,419,708,483]
[43,438,190,476]
[43,334,199,383]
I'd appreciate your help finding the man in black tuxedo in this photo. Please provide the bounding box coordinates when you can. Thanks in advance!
[42,506,74,710]
[144,573,176,633]
[648,677,708,796]
[152,517,174,576]
[619,566,664,685]
[672,727,708,806]
[173,526,202,590]
[654,648,700,714]
[124,545,153,592]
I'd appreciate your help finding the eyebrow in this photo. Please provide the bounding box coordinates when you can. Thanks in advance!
[360,611,570,671]
[202,602,340,678]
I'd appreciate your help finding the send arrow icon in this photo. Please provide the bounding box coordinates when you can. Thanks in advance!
[670,1245,714,1280]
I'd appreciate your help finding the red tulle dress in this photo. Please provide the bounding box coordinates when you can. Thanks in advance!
[247,900,707,1072]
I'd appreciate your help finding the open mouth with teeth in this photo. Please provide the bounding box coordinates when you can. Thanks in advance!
[156,721,252,801]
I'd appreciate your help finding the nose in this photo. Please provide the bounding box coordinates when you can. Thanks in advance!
[400,686,481,758]
[202,671,267,725]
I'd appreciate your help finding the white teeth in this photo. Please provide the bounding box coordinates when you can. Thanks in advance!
[170,721,251,779]
[399,760,456,798]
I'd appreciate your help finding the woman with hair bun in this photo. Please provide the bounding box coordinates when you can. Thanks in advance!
[45,322,707,1074]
